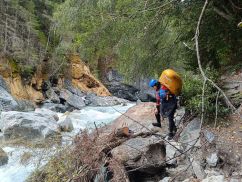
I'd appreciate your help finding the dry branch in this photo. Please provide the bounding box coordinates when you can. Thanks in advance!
[195,0,236,127]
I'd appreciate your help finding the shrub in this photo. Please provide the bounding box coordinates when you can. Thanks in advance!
[181,69,230,121]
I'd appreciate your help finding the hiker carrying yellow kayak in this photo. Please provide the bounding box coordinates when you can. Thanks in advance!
[149,69,182,140]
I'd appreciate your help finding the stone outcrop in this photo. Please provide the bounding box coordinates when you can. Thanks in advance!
[69,55,110,96]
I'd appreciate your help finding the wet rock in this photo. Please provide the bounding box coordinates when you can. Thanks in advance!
[0,148,8,166]
[201,175,224,182]
[35,108,59,121]
[179,118,201,150]
[60,89,86,109]
[111,136,166,174]
[0,111,60,140]
[206,153,219,167]
[58,116,74,132]
[46,88,60,103]
[41,102,73,113]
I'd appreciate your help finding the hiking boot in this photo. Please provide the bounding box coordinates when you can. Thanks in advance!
[152,122,161,128]
[173,127,177,134]
[168,133,174,140]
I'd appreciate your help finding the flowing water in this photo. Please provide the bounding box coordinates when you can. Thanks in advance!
[0,103,134,182]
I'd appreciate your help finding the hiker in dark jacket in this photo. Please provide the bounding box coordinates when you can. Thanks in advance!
[149,79,177,140]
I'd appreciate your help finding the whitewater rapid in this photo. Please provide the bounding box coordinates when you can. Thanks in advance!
[0,103,134,182]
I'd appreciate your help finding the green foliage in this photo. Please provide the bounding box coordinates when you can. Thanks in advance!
[182,69,230,119]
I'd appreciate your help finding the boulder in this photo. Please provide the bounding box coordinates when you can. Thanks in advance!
[41,102,73,113]
[0,84,18,111]
[179,118,201,151]
[206,153,219,167]
[60,89,86,109]
[201,175,224,182]
[0,111,60,140]
[111,136,166,174]
[0,148,8,166]
[46,88,60,103]
[58,116,74,132]
[165,141,182,165]
[16,100,35,112]
[35,108,59,121]
[111,102,160,135]
[64,80,86,97]
[105,82,139,101]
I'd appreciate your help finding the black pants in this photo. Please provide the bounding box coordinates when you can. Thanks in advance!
[168,109,176,134]
[155,105,161,124]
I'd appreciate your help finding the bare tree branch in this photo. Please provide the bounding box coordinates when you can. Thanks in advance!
[195,0,236,122]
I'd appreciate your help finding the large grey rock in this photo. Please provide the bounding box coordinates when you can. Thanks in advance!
[206,153,219,167]
[174,107,186,127]
[60,89,86,109]
[192,159,207,180]
[111,136,166,174]
[165,141,182,165]
[16,100,35,112]
[0,148,8,166]
[35,108,59,121]
[41,102,73,113]
[58,116,74,132]
[0,86,18,111]
[104,81,139,102]
[46,88,60,103]
[179,118,201,150]
[85,95,129,107]
[202,175,224,182]
[0,111,60,140]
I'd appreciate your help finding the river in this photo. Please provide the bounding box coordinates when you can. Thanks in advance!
[0,103,134,182]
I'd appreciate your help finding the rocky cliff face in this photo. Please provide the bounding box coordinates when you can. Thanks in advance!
[0,54,110,103]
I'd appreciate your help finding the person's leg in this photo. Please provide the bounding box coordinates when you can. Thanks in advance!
[153,105,161,127]
[168,109,176,139]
